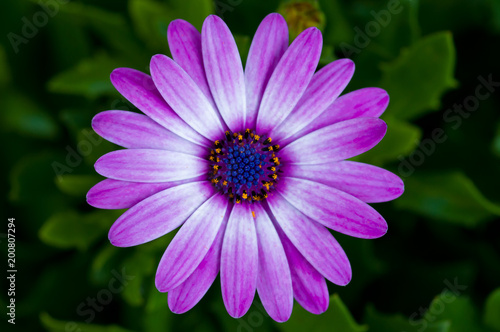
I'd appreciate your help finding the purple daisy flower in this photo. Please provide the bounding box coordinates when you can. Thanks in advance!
[87,13,403,322]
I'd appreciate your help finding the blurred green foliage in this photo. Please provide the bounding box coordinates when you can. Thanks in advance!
[1,0,500,331]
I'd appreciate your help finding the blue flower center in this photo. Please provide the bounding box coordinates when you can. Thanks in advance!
[208,129,282,203]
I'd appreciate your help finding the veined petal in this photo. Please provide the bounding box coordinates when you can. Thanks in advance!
[254,203,293,322]
[110,68,208,147]
[256,27,322,134]
[150,54,225,141]
[270,59,355,141]
[284,87,389,145]
[245,13,288,129]
[95,149,207,183]
[92,111,206,156]
[221,204,258,318]
[267,194,352,285]
[156,194,228,292]
[280,118,387,165]
[273,219,329,314]
[168,19,217,108]
[282,161,404,203]
[278,177,387,239]
[87,178,204,209]
[168,207,229,314]
[108,181,214,247]
[202,15,246,132]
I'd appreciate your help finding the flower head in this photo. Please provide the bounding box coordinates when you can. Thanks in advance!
[87,13,404,322]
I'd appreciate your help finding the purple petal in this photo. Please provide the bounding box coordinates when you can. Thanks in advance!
[202,15,246,132]
[150,54,225,141]
[108,181,214,247]
[278,177,387,239]
[245,13,288,129]
[221,204,258,318]
[280,118,387,165]
[110,68,208,146]
[168,19,217,108]
[273,220,329,314]
[168,208,229,313]
[156,194,228,292]
[284,87,389,146]
[95,149,207,182]
[87,178,203,209]
[270,59,355,141]
[256,27,322,134]
[282,161,404,203]
[92,111,206,156]
[267,194,352,285]
[253,203,293,322]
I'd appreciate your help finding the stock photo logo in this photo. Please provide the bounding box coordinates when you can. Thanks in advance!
[86,13,404,322]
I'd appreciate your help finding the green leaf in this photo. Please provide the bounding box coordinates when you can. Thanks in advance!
[47,10,91,71]
[492,121,500,157]
[373,0,421,57]
[355,118,421,165]
[395,171,500,226]
[39,210,115,250]
[40,312,135,332]
[8,152,73,230]
[48,54,124,99]
[128,0,176,54]
[0,90,58,139]
[58,2,146,63]
[169,0,214,30]
[278,294,367,332]
[91,245,122,285]
[483,288,500,331]
[144,284,171,332]
[55,174,101,196]
[424,291,490,332]
[121,250,156,306]
[76,127,118,166]
[364,305,451,332]
[319,0,353,46]
[380,32,458,120]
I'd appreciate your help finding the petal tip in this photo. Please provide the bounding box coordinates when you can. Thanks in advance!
[154,274,168,293]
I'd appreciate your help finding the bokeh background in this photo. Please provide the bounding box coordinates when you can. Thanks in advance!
[1,0,500,331]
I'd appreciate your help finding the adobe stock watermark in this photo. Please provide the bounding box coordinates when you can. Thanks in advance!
[398,74,500,177]
[7,0,69,54]
[215,0,243,19]
[405,278,467,332]
[64,268,135,332]
[236,301,270,332]
[340,0,403,57]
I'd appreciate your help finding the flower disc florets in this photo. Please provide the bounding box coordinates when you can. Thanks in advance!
[208,129,281,203]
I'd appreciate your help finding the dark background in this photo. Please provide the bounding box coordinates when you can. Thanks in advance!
[1,0,500,331]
